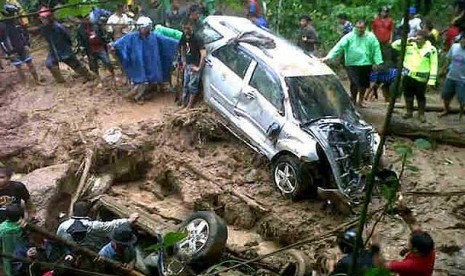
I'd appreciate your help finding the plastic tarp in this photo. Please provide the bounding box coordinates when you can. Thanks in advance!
[114,32,179,84]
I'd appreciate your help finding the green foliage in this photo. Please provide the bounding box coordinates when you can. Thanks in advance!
[55,0,93,19]
[144,231,188,252]
[394,144,413,158]
[414,138,432,150]
[262,0,404,50]
[365,267,392,276]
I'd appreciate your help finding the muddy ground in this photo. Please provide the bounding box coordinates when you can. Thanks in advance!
[1,46,465,275]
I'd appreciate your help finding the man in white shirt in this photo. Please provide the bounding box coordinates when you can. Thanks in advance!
[400,6,422,38]
[106,4,132,41]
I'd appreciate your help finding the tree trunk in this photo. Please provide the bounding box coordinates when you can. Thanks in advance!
[359,108,465,147]
[95,195,176,233]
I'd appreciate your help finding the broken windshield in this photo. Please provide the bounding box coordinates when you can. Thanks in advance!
[285,75,358,124]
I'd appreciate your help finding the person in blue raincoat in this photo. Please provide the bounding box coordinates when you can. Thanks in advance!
[113,16,179,104]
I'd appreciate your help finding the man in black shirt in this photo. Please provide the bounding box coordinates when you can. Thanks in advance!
[297,15,319,55]
[180,21,206,108]
[0,167,36,221]
[331,228,375,275]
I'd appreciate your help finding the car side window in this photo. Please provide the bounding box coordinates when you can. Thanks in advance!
[250,64,284,112]
[197,24,223,44]
[212,45,252,78]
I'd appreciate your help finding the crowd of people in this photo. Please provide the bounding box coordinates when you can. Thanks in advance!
[317,4,465,121]
[0,0,464,275]
[0,165,143,275]
[1,1,464,115]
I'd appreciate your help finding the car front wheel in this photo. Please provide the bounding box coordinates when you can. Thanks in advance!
[272,155,313,199]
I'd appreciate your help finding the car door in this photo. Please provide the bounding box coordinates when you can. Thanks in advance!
[234,61,286,154]
[203,44,253,115]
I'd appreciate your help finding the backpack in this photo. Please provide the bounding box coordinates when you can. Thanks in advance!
[66,219,89,243]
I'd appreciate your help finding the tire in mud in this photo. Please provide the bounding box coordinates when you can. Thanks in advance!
[272,155,315,200]
[176,211,228,269]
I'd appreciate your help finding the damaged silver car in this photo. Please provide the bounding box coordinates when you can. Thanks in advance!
[199,16,381,202]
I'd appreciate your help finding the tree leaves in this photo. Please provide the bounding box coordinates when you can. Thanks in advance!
[365,267,392,276]
[414,138,432,150]
[54,0,93,20]
[144,231,188,252]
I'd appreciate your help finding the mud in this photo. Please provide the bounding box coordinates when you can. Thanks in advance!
[1,47,465,275]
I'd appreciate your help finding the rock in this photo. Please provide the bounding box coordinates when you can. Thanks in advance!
[18,164,77,229]
[245,169,257,183]
[86,173,114,198]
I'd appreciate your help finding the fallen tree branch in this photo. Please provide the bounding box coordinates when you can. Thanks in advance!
[174,157,269,213]
[228,189,269,213]
[96,195,174,233]
[403,190,465,197]
[19,219,145,276]
[69,149,94,215]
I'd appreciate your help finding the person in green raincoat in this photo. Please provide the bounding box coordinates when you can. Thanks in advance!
[201,0,216,17]
[0,204,25,276]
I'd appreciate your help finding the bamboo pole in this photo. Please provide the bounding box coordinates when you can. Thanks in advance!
[348,1,412,275]
[0,1,110,22]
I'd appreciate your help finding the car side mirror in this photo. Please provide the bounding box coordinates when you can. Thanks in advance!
[266,122,281,139]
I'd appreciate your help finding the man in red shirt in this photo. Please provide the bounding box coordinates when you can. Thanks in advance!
[371,202,435,276]
[76,15,115,84]
[372,6,394,65]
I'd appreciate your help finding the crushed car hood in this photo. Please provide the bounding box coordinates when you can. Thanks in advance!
[302,118,375,199]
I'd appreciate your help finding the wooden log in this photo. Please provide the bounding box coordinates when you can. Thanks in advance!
[359,108,465,147]
[174,158,270,213]
[19,219,145,276]
[96,195,175,233]
[403,190,465,197]
[229,189,269,213]
[69,149,94,215]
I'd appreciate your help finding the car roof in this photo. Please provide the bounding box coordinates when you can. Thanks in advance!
[204,16,334,78]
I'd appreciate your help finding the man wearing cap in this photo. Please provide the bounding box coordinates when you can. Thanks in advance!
[98,224,137,271]
[56,201,139,252]
[297,15,319,55]
[36,7,95,83]
[400,7,423,38]
[0,4,41,85]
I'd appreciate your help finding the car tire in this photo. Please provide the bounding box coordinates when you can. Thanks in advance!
[176,211,228,269]
[272,155,314,199]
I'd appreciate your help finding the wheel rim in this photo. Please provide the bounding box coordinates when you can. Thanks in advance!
[274,162,297,194]
[177,218,210,256]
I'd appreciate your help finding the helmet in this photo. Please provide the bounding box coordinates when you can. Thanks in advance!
[38,7,53,18]
[337,228,357,253]
[3,4,20,16]
[137,16,153,29]
[409,6,416,14]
